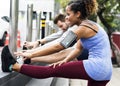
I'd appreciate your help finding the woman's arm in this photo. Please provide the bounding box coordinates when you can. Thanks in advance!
[62,41,83,62]
[30,42,65,58]
[14,42,65,58]
[51,41,83,68]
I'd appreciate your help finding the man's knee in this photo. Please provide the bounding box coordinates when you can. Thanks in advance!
[59,47,73,54]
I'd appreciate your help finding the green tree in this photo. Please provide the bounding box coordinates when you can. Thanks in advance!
[97,0,120,36]
[97,0,120,55]
[55,0,70,9]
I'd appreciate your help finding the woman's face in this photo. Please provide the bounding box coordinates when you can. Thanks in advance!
[65,5,80,27]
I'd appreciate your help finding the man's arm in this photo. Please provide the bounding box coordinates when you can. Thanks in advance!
[43,30,64,44]
[24,30,64,48]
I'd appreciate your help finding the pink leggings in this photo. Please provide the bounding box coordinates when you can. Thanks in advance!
[20,61,109,86]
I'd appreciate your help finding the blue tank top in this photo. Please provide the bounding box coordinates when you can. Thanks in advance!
[81,22,113,81]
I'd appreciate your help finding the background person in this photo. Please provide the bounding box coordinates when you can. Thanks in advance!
[24,14,68,49]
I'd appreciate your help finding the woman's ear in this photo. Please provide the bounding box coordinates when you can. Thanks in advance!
[76,11,81,18]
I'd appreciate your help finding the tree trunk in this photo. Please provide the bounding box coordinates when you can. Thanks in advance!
[97,8,113,46]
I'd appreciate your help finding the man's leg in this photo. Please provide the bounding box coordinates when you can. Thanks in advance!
[31,47,73,63]
[31,47,89,64]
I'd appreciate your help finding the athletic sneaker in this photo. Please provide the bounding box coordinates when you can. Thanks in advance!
[24,58,31,64]
[1,45,16,72]
[22,45,27,50]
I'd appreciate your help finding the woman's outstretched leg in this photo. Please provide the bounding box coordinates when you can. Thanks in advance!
[14,61,91,79]
[12,62,110,86]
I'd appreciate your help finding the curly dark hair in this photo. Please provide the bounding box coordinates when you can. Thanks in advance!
[67,0,98,19]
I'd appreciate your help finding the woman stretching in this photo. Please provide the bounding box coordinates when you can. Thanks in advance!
[1,0,112,86]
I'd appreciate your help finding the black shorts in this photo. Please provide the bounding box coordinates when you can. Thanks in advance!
[77,48,88,60]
